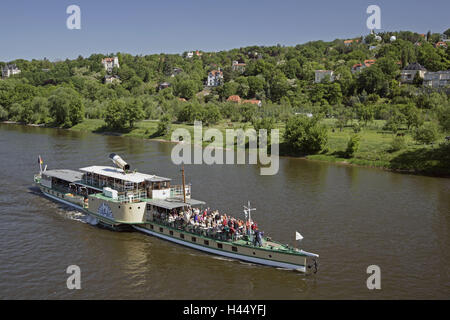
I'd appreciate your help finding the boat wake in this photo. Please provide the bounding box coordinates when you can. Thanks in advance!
[212,256,237,263]
[57,209,87,224]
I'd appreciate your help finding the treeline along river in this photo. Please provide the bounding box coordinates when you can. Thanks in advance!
[0,123,449,299]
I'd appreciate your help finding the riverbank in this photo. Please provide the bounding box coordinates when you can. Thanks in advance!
[3,119,449,177]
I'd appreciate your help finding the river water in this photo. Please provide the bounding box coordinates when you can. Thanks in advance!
[0,123,449,299]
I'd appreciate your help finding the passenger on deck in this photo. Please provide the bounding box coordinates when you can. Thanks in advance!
[253,229,264,247]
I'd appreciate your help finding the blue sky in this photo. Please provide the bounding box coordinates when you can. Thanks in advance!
[0,0,449,61]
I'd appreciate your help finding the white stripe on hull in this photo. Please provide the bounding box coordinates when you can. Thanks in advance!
[133,225,306,272]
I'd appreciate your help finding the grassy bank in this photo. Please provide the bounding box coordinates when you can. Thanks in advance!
[69,118,450,177]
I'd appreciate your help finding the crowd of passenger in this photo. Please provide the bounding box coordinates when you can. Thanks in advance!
[153,207,264,246]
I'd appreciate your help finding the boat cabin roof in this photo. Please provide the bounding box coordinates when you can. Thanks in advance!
[146,198,205,210]
[42,169,83,183]
[79,166,170,184]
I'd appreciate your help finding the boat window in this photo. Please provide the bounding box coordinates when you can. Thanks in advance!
[169,231,173,236]
[150,224,153,229]
[232,246,238,252]
[192,237,196,242]
[159,227,163,232]
[217,243,223,249]
[180,234,184,239]
[204,240,209,246]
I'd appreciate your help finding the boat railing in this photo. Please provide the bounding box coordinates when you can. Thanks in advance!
[152,217,245,242]
[170,184,191,198]
[116,191,147,203]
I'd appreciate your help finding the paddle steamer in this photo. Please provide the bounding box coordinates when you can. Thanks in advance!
[33,154,319,272]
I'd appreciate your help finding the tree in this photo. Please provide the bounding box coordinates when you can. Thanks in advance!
[357,66,387,95]
[283,115,328,154]
[444,28,450,39]
[401,104,424,130]
[383,109,405,133]
[222,81,239,99]
[177,103,204,123]
[48,87,84,127]
[0,106,8,120]
[247,76,265,98]
[413,123,439,145]
[240,103,257,122]
[268,72,289,102]
[176,80,198,100]
[252,117,275,146]
[436,103,450,132]
[156,114,171,136]
[104,99,127,129]
[124,98,144,128]
[358,104,375,126]
[376,57,400,79]
[203,104,221,125]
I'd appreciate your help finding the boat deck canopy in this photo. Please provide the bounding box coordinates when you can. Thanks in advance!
[146,198,205,210]
[42,169,83,183]
[79,166,171,184]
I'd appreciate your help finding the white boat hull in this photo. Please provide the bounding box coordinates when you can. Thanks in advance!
[133,225,307,272]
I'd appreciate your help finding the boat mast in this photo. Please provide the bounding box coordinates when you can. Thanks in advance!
[244,201,256,242]
[181,164,186,203]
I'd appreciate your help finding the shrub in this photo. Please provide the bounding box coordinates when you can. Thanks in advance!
[156,114,171,136]
[389,136,406,152]
[413,123,439,145]
[283,115,328,154]
[345,134,361,158]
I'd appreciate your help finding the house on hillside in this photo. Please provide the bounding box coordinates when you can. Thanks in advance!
[186,50,202,58]
[344,39,360,46]
[158,82,171,90]
[104,75,121,84]
[101,57,119,73]
[435,41,448,48]
[351,59,376,74]
[206,69,223,87]
[232,60,246,72]
[400,62,427,83]
[423,71,450,88]
[171,67,183,77]
[1,64,21,78]
[227,95,241,103]
[314,70,335,83]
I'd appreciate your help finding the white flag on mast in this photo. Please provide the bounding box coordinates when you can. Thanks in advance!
[295,231,303,241]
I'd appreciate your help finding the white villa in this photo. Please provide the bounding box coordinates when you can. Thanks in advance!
[423,71,450,88]
[2,64,21,78]
[232,60,246,72]
[207,69,223,87]
[400,62,427,83]
[101,57,120,73]
[314,70,335,83]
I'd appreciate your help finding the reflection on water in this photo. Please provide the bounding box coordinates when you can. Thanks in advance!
[0,123,449,299]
